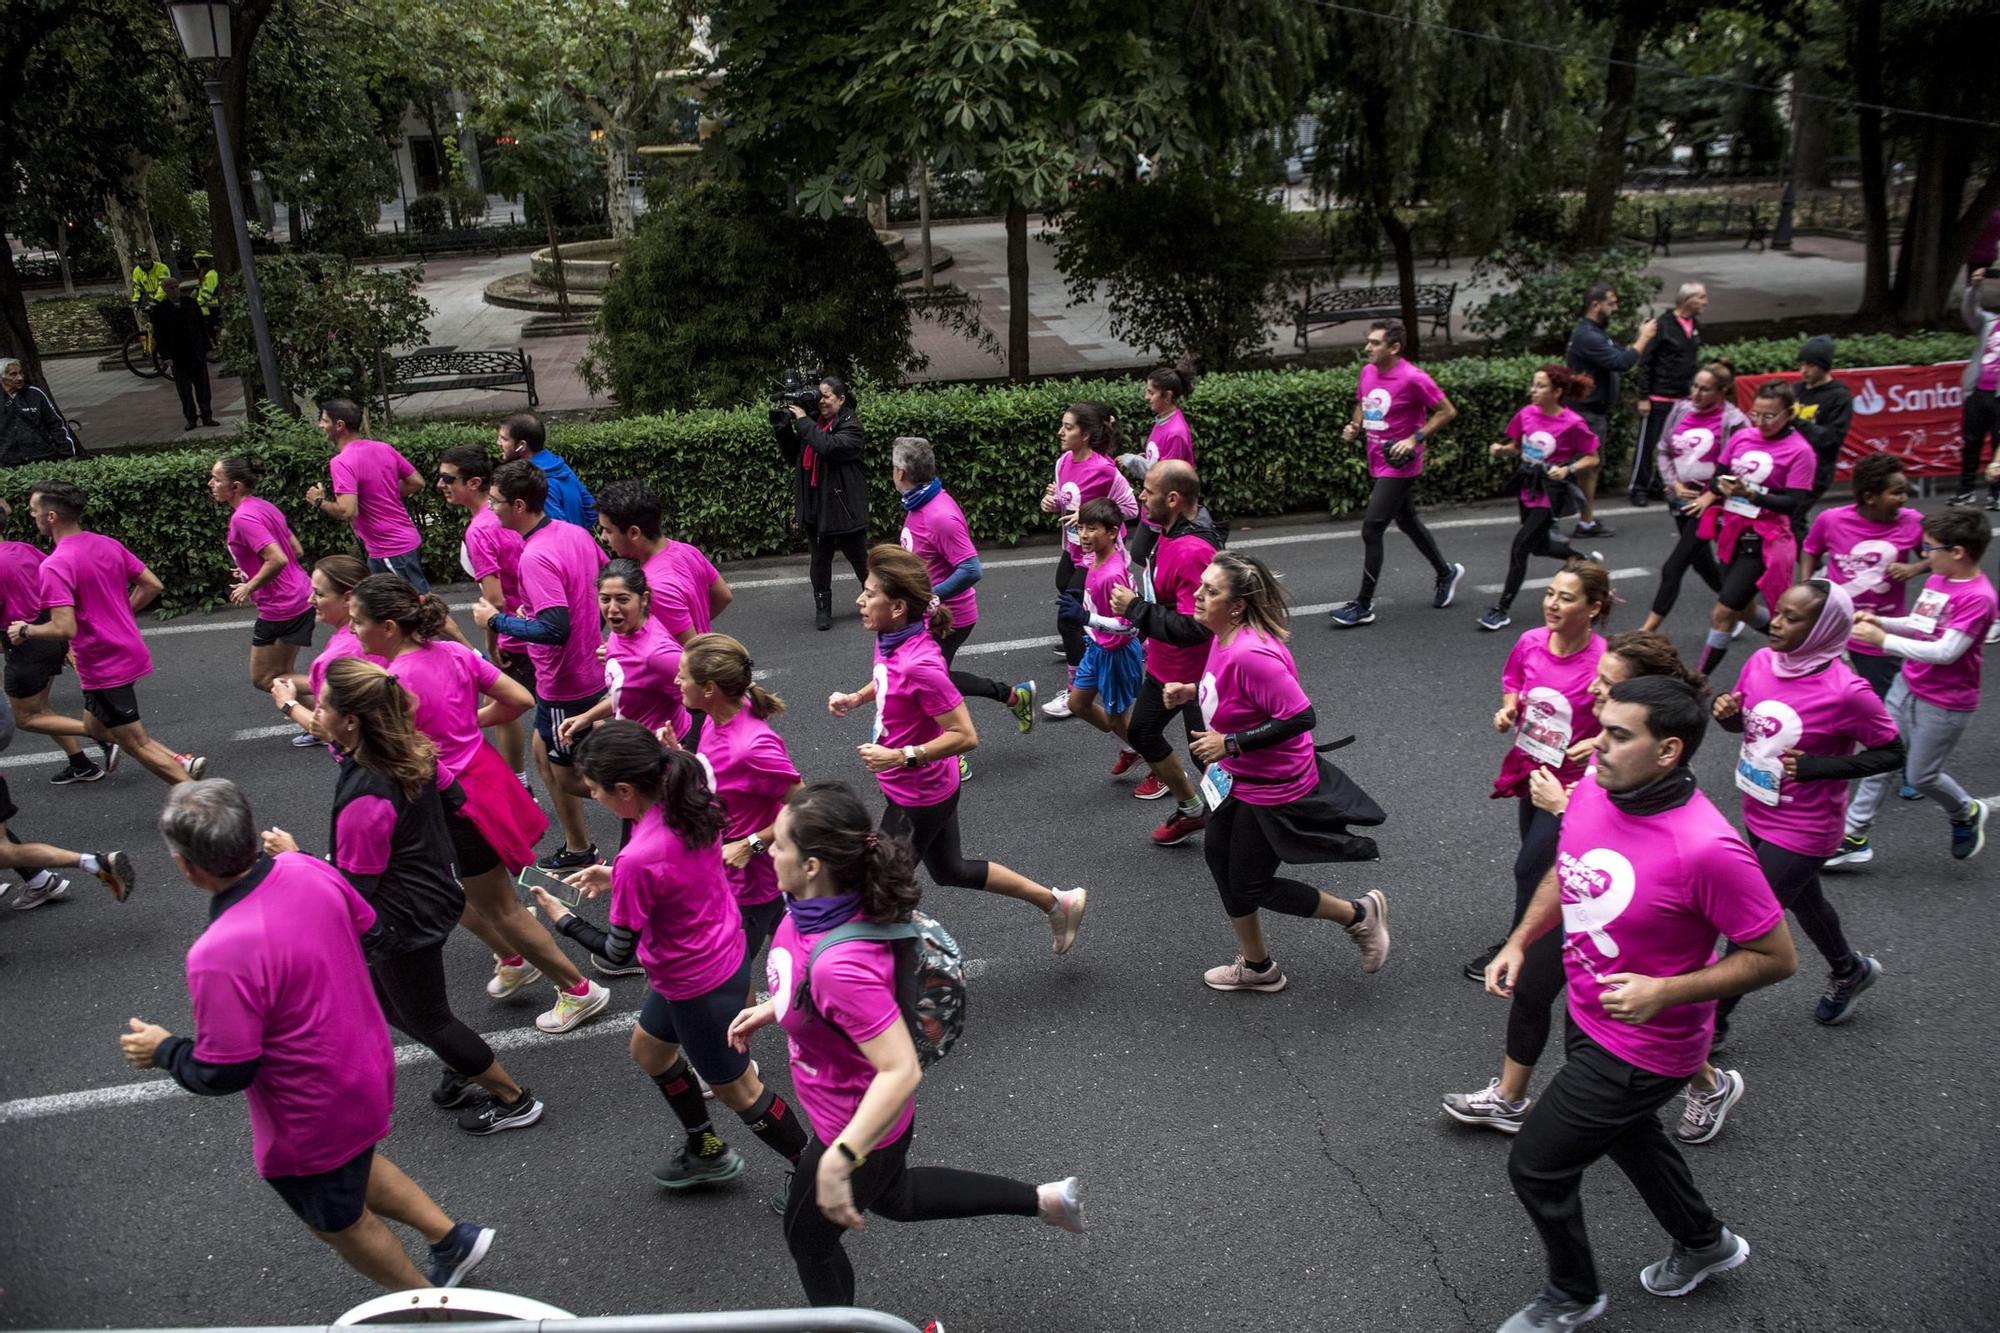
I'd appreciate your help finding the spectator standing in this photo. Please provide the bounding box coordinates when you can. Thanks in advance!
[0,359,78,466]
[1792,335,1854,533]
[774,375,870,631]
[1565,285,1661,538]
[149,273,217,432]
[306,399,429,592]
[1629,283,1706,505]
[1955,268,2000,510]
[498,411,595,531]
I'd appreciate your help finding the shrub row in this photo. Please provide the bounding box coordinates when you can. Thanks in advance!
[8,331,1968,615]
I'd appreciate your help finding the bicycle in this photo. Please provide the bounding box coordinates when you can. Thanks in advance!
[104,303,169,380]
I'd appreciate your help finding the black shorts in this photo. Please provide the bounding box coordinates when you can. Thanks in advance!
[741,896,785,962]
[446,807,503,879]
[0,774,18,825]
[265,1143,375,1233]
[498,650,536,693]
[251,607,316,648]
[82,685,142,730]
[636,952,756,1086]
[4,638,66,700]
[534,690,605,767]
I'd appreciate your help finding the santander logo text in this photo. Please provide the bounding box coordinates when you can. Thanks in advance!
[1851,377,1960,416]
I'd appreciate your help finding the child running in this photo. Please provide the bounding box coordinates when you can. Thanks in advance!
[1056,497,1144,743]
[1039,402,1138,720]
[1797,452,1926,699]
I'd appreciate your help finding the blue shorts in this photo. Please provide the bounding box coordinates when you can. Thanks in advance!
[367,550,430,594]
[1073,637,1144,715]
[534,690,606,767]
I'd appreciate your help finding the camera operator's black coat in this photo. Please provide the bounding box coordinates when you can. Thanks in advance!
[775,402,870,538]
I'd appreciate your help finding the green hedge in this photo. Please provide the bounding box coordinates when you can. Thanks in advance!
[9,331,1969,615]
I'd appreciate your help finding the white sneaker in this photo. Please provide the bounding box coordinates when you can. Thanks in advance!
[9,875,71,911]
[1987,621,2000,646]
[535,980,611,1033]
[1047,887,1087,955]
[1041,694,1073,720]
[486,958,543,999]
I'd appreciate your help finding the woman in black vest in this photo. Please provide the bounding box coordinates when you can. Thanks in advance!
[776,374,870,630]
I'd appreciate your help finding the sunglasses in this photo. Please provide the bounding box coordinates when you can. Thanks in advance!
[434,471,463,484]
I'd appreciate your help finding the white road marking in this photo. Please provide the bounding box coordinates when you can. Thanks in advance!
[955,601,1350,657]
[1474,567,1654,595]
[231,723,303,741]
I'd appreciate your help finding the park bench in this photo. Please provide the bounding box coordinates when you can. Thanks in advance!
[1293,282,1456,349]
[384,347,538,407]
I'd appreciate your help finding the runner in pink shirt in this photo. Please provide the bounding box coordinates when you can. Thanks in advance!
[594,478,734,644]
[1039,403,1138,715]
[210,456,316,742]
[560,559,693,745]
[1798,452,1926,698]
[828,545,1087,954]
[1642,362,1745,633]
[437,444,532,782]
[6,481,204,786]
[1328,319,1465,628]
[1485,676,1794,1330]
[0,498,112,783]
[533,726,811,1191]
[123,780,494,1292]
[724,782,1084,1306]
[304,398,428,591]
[1060,498,1145,744]
[1477,366,1603,630]
[1127,360,1200,569]
[274,555,382,734]
[1155,552,1389,994]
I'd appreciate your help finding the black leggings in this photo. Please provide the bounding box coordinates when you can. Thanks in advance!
[783,1127,1037,1307]
[1202,797,1322,919]
[1513,798,1563,926]
[880,790,990,890]
[1128,672,1200,765]
[1497,505,1581,611]
[1715,534,1766,612]
[1053,551,1088,667]
[1649,510,1723,618]
[1715,834,1854,1031]
[938,623,1013,705]
[1849,650,1902,699]
[1961,388,1998,490]
[1357,475,1449,605]
[371,941,496,1078]
[806,529,869,601]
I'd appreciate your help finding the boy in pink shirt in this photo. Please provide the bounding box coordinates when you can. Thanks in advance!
[593,478,734,644]
[436,444,532,782]
[1060,497,1144,741]
[305,398,429,591]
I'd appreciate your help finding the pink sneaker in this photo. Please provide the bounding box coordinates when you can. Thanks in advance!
[1133,773,1170,800]
[1344,889,1390,973]
[1110,748,1143,777]
[1152,807,1207,846]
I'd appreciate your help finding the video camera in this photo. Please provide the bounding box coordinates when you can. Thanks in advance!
[768,369,822,426]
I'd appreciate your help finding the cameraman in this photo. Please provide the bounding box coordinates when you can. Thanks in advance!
[773,373,869,629]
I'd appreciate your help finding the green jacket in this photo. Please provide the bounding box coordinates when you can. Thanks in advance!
[130,261,171,305]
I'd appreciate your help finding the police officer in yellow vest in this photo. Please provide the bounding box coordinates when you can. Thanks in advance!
[129,248,171,307]
[193,251,221,339]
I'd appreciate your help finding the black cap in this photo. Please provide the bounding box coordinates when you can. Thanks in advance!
[1798,335,1836,371]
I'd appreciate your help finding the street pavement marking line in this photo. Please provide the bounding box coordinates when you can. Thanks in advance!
[0,1009,643,1126]
[953,602,1348,657]
[1474,567,1654,595]
[232,723,303,741]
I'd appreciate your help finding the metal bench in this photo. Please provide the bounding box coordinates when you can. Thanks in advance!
[384,347,538,406]
[1294,282,1456,349]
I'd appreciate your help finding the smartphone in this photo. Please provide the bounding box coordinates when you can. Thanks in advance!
[517,864,584,907]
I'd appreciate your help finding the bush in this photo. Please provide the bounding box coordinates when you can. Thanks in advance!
[22,332,1969,615]
[1465,242,1663,351]
[216,253,433,409]
[406,193,449,234]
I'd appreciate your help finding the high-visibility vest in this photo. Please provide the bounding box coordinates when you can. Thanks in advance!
[197,269,221,314]
[130,261,171,304]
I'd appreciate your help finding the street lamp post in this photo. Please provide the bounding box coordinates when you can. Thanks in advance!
[166,1,296,417]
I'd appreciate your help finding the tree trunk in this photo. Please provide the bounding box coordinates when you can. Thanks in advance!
[1892,133,1951,324]
[1790,59,1834,190]
[602,126,635,240]
[917,156,934,288]
[545,209,571,319]
[53,223,74,298]
[1005,196,1030,382]
[1578,17,1642,248]
[104,171,161,290]
[0,216,42,389]
[1852,0,1892,317]
[1381,209,1421,363]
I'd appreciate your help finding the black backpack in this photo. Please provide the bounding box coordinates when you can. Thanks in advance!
[798,911,966,1067]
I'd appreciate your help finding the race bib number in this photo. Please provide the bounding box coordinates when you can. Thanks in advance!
[1200,762,1235,810]
[1908,586,1948,636]
[1734,745,1783,807]
[1723,493,1763,519]
[1513,688,1572,767]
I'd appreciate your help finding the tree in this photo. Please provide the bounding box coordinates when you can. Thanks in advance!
[217,254,433,411]
[487,93,596,318]
[1573,0,1707,248]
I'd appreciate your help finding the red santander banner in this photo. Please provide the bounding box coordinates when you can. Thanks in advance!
[1736,362,1969,480]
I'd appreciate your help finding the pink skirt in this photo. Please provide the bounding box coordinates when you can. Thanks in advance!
[455,740,547,874]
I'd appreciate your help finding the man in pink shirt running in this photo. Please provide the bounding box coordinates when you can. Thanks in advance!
[305,399,430,592]
[593,478,733,645]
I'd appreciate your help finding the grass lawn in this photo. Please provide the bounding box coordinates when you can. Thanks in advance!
[28,296,122,354]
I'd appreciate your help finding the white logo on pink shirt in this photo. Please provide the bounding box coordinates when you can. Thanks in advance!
[1558,847,1636,958]
[1742,699,1804,757]
[1523,430,1558,464]
[1361,388,1393,430]
[1830,539,1899,594]
[898,524,916,553]
[693,750,718,796]
[1732,449,1776,485]
[870,662,890,743]
[1197,671,1219,729]
[768,946,796,1018]
[1670,426,1716,469]
[604,655,627,716]
[1514,687,1574,766]
[1057,481,1082,511]
[1143,441,1161,466]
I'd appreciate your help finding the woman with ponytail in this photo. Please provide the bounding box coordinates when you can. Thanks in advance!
[1476,366,1604,632]
[828,545,1088,952]
[1039,402,1139,720]
[271,555,380,747]
[1129,360,1200,567]
[529,721,810,1191]
[346,575,609,1039]
[557,559,695,749]
[726,781,1083,1306]
[208,455,315,715]
[262,657,544,1136]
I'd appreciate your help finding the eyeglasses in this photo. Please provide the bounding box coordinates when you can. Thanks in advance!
[1918,542,1956,556]
[1747,410,1787,422]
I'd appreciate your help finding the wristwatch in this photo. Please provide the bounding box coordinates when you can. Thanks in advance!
[747,833,768,856]
[902,745,921,768]
[834,1139,867,1167]
[275,696,297,715]
[1223,734,1242,757]
[1411,428,1428,445]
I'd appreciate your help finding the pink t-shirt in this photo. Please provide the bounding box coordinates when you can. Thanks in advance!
[1358,359,1445,479]
[1143,530,1216,685]
[1083,546,1138,650]
[1803,506,1926,657]
[1053,450,1132,561]
[644,540,720,641]
[226,497,311,620]
[870,631,962,808]
[1731,649,1899,857]
[309,624,380,698]
[185,853,395,1177]
[1199,628,1316,805]
[1979,320,2000,393]
[462,505,526,657]
[1556,775,1784,1078]
[697,707,801,906]
[1504,405,1600,509]
[1660,404,1729,487]
[1494,628,1606,799]
[605,616,689,739]
[1144,410,1194,467]
[768,914,915,1150]
[608,803,746,1000]
[899,490,979,629]
[329,439,420,559]
[39,532,152,690]
[387,640,501,784]
[1715,427,1816,547]
[517,518,607,700]
[1898,572,1998,711]
[0,541,44,629]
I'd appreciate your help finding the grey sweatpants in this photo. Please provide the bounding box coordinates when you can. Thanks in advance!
[1846,676,1974,832]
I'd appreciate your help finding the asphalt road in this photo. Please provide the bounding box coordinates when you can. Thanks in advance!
[1,498,1994,1333]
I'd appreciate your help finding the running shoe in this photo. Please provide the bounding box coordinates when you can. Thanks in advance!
[535,980,611,1033]
[1675,1068,1745,1145]
[1050,643,1068,659]
[1009,681,1036,734]
[288,727,320,748]
[1134,773,1171,799]
[1327,599,1375,628]
[1823,833,1871,867]
[432,1069,484,1109]
[1987,490,2000,512]
[654,1141,747,1190]
[1463,941,1504,982]
[1047,887,1087,956]
[1987,621,2000,646]
[458,1089,544,1135]
[425,1221,495,1288]
[1344,889,1390,972]
[99,740,120,773]
[1584,548,1606,564]
[1951,798,1987,860]
[1948,489,1976,507]
[486,958,543,998]
[1572,519,1614,538]
[536,843,601,871]
[957,754,971,783]
[177,753,207,780]
[1037,1176,1085,1233]
[1897,782,1923,800]
[1730,619,1746,640]
[590,953,645,978]
[1041,693,1073,720]
[1496,1290,1607,1332]
[1476,607,1512,632]
[1639,1228,1749,1297]
[49,760,102,786]
[9,875,70,911]
[1441,1079,1532,1134]
[1201,954,1287,993]
[1152,807,1207,846]
[1433,562,1465,609]
[1628,489,1651,507]
[1110,748,1144,777]
[1815,953,1882,1025]
[92,850,133,903]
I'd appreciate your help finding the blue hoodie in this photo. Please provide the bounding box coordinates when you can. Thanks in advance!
[529,447,596,531]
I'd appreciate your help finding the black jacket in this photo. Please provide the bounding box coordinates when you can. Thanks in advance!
[1125,510,1227,648]
[149,297,209,367]
[1793,378,1854,482]
[1633,313,1701,399]
[1565,317,1640,415]
[0,386,77,467]
[776,402,869,537]
[328,757,466,960]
